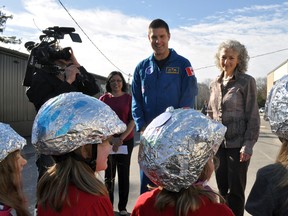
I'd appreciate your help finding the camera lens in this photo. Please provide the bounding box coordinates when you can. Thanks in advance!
[50,47,71,61]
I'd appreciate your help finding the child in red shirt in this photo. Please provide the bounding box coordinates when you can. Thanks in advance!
[32,92,127,216]
[131,107,234,216]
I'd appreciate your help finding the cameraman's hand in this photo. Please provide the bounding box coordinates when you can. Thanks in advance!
[55,48,80,68]
[68,48,80,67]
[65,64,80,84]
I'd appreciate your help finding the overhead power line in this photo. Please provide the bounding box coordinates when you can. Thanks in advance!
[250,48,288,59]
[58,0,131,79]
[58,0,288,77]
[195,47,288,71]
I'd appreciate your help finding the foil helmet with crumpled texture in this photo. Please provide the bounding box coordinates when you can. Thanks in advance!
[32,92,127,155]
[139,107,227,192]
[0,122,27,162]
[265,74,288,140]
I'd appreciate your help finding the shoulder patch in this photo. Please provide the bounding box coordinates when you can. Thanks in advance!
[145,66,153,75]
[185,67,195,77]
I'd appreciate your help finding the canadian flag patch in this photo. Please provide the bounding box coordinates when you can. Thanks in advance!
[185,66,195,77]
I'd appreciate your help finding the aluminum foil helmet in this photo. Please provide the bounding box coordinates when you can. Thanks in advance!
[0,122,26,162]
[139,107,227,192]
[264,74,288,140]
[32,92,127,155]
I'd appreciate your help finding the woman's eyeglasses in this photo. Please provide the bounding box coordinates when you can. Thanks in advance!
[109,79,122,84]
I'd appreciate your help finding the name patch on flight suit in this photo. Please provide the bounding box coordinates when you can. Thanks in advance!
[166,67,179,74]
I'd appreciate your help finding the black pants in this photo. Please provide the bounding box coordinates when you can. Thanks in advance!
[36,154,55,181]
[105,138,134,211]
[215,147,250,216]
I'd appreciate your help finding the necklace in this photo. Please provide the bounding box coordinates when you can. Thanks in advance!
[222,75,233,86]
[223,75,233,81]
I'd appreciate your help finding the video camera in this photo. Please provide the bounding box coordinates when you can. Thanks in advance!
[23,26,82,87]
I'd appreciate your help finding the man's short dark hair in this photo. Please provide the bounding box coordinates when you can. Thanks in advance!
[149,19,170,34]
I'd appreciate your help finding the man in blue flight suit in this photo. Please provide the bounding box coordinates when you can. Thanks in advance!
[132,18,198,194]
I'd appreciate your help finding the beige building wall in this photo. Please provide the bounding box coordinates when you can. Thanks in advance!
[267,59,288,96]
[267,72,274,96]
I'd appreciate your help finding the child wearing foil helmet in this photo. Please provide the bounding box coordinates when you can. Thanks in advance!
[131,107,234,216]
[245,75,288,216]
[0,123,29,216]
[32,92,127,216]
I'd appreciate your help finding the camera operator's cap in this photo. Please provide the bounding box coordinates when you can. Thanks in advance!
[32,92,127,155]
[139,107,227,192]
[0,122,27,162]
[265,74,288,140]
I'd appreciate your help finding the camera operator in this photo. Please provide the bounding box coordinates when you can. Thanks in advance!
[26,47,100,181]
[26,48,99,112]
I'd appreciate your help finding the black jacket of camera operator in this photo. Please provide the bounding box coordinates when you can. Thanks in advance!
[26,66,100,112]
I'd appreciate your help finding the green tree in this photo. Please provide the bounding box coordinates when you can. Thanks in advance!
[0,9,21,44]
[196,82,210,110]
[256,77,267,108]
